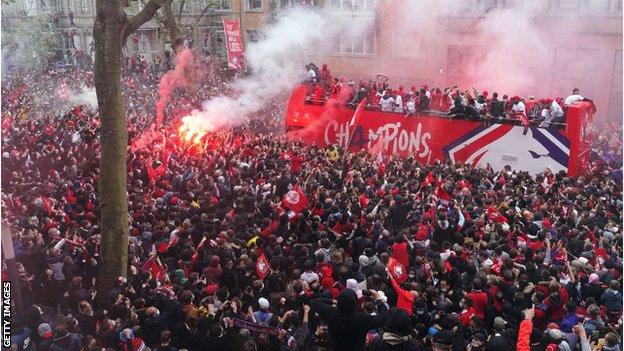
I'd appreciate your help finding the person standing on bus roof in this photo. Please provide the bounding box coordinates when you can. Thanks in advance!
[406,95,417,116]
[564,88,584,107]
[379,90,395,113]
[394,90,404,113]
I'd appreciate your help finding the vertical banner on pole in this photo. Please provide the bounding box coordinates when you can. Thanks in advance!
[222,17,246,71]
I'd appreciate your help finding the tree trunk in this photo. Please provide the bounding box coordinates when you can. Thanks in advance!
[163,0,184,52]
[93,0,163,307]
[93,0,128,308]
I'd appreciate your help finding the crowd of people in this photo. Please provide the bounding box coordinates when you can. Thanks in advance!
[2,57,623,351]
[305,63,592,128]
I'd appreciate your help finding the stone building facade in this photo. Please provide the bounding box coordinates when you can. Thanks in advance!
[2,0,621,121]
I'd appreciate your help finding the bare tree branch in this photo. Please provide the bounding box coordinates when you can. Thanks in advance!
[177,0,186,23]
[138,0,164,25]
[124,0,165,39]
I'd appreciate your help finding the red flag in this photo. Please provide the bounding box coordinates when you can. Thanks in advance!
[387,257,408,284]
[349,97,367,127]
[156,235,179,253]
[421,172,435,187]
[41,196,53,215]
[142,256,166,281]
[256,253,271,280]
[147,150,172,185]
[434,184,452,205]
[282,186,309,213]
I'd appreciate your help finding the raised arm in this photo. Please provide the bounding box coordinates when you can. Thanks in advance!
[310,298,335,320]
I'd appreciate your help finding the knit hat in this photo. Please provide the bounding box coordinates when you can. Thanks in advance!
[258,297,269,309]
[494,317,507,330]
[119,328,135,342]
[38,323,52,338]
[358,255,370,267]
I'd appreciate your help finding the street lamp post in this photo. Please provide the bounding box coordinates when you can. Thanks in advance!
[1,224,25,318]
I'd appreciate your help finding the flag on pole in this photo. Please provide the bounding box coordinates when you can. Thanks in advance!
[256,253,271,280]
[434,184,452,205]
[142,256,166,281]
[421,172,435,187]
[349,97,367,127]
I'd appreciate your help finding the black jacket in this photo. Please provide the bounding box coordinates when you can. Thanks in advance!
[310,290,388,351]
[485,332,516,351]
[366,338,421,351]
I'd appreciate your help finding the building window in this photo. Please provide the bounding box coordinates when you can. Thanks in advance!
[80,0,93,14]
[556,0,581,10]
[585,0,611,11]
[247,0,262,11]
[279,0,295,8]
[29,0,59,14]
[329,0,375,11]
[246,29,264,43]
[330,31,374,55]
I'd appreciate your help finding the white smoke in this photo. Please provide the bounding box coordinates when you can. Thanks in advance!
[181,7,375,132]
[70,87,98,107]
[393,0,604,98]
[464,1,553,97]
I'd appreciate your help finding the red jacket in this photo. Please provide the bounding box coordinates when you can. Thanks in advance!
[466,291,488,318]
[392,242,409,269]
[390,276,414,315]
[516,319,532,351]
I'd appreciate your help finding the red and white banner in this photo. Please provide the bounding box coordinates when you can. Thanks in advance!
[387,257,408,284]
[286,85,595,176]
[256,253,271,280]
[281,186,309,213]
[222,17,245,71]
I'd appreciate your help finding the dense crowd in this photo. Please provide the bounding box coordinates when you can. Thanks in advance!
[2,58,623,351]
[305,63,592,128]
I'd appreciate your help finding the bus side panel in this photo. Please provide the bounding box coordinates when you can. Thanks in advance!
[564,102,595,176]
[285,88,585,175]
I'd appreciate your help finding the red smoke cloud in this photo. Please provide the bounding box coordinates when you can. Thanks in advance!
[155,48,200,126]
